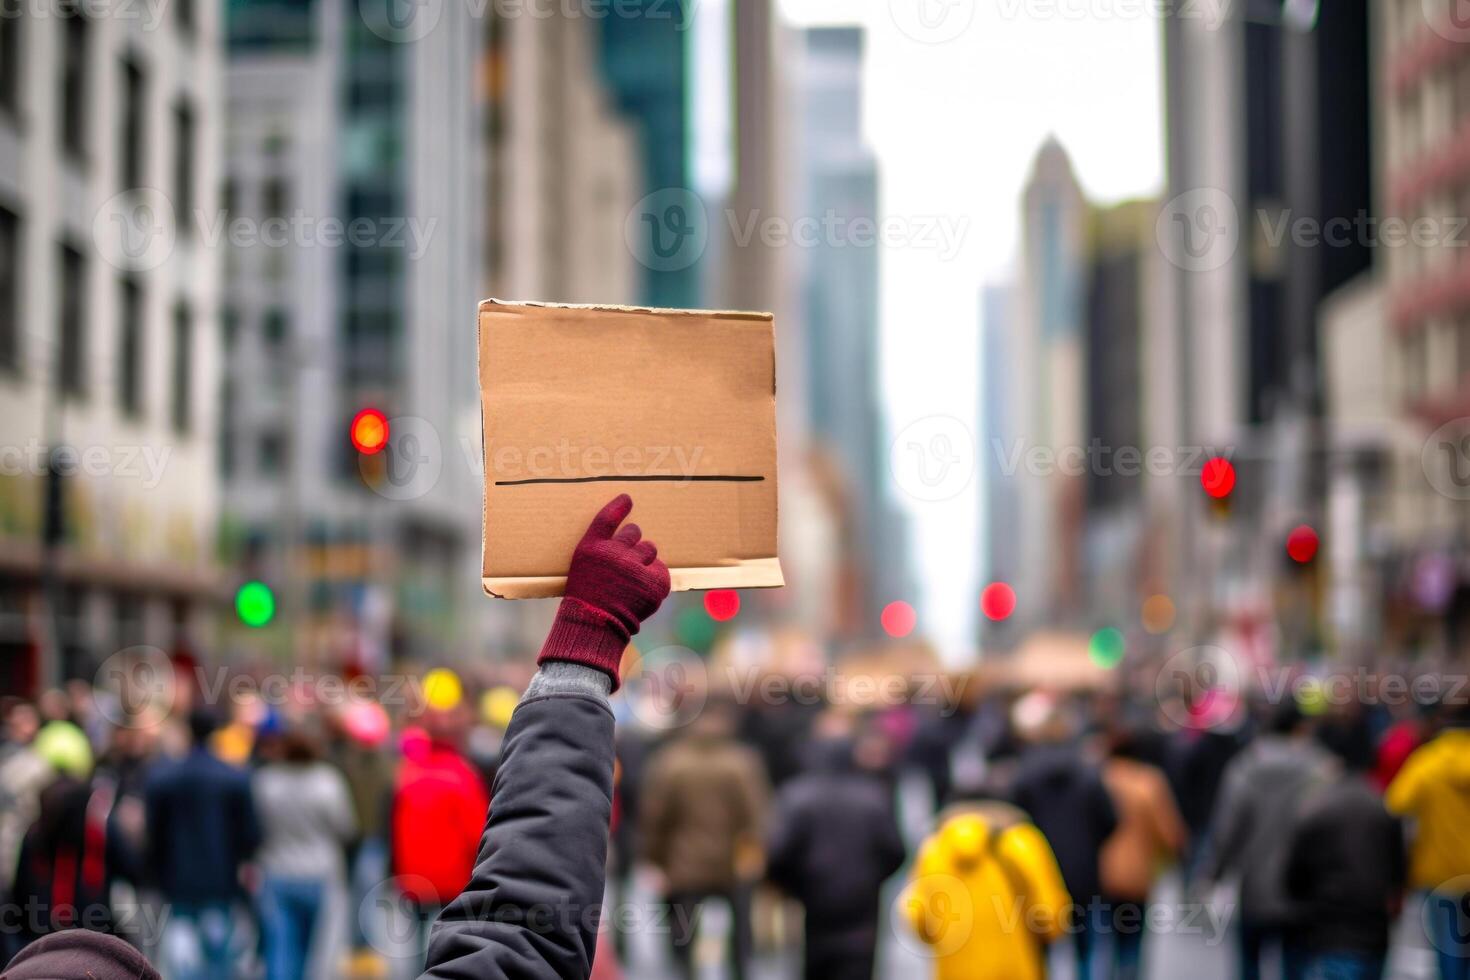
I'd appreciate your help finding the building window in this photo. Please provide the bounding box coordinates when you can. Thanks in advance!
[120,57,146,190]
[258,430,286,475]
[221,306,238,350]
[118,276,143,416]
[221,178,237,221]
[0,0,21,120]
[263,308,289,348]
[172,99,195,234]
[59,8,88,162]
[171,302,191,432]
[219,376,235,478]
[57,243,85,398]
[0,206,18,374]
[262,178,289,221]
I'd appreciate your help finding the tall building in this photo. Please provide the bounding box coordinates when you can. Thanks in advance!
[1011,138,1088,631]
[1336,0,1470,655]
[220,0,482,667]
[792,26,911,637]
[598,0,699,309]
[483,6,640,308]
[0,0,222,691]
[1163,0,1372,647]
[980,282,1019,645]
[1080,199,1172,623]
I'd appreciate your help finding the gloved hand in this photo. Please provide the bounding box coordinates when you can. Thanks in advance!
[537,494,671,690]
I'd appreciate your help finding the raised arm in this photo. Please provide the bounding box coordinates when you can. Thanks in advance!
[422,495,670,980]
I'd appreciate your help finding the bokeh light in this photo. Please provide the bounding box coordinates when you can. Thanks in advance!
[234,581,275,628]
[704,589,740,622]
[1286,524,1319,563]
[1088,627,1126,669]
[1141,594,1175,634]
[423,668,463,712]
[881,601,917,638]
[350,408,390,455]
[1200,456,1236,499]
[675,607,718,652]
[980,582,1016,621]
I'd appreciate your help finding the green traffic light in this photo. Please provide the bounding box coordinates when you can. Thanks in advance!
[236,581,276,628]
[1088,627,1125,669]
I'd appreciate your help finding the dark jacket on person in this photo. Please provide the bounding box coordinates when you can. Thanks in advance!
[143,746,260,904]
[640,732,771,894]
[1284,775,1406,956]
[1010,743,1118,905]
[766,739,906,970]
[1205,734,1337,926]
[423,688,615,979]
[11,775,140,941]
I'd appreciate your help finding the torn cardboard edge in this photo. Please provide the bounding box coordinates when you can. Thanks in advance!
[477,298,784,600]
[482,557,786,599]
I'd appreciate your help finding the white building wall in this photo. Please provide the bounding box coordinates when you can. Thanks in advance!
[0,2,222,674]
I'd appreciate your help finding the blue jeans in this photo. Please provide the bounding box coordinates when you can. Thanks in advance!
[1427,890,1470,980]
[350,838,388,950]
[1302,951,1385,980]
[1239,920,1308,980]
[163,902,235,980]
[1108,901,1146,980]
[1069,900,1111,980]
[258,877,324,980]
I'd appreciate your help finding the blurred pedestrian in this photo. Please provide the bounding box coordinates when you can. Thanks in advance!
[1099,726,1188,980]
[641,698,770,980]
[902,791,1072,980]
[1009,693,1117,980]
[333,700,395,966]
[390,703,488,974]
[144,708,260,980]
[252,726,356,980]
[11,721,140,942]
[1371,702,1428,794]
[1203,700,1337,980]
[1283,737,1405,980]
[1170,727,1243,875]
[766,724,906,980]
[0,701,49,962]
[1384,702,1470,980]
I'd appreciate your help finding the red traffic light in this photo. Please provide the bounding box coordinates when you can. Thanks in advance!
[704,589,740,622]
[350,409,389,455]
[981,582,1016,621]
[1200,456,1236,499]
[1286,524,1319,563]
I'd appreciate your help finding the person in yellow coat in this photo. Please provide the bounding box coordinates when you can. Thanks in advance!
[901,800,1073,980]
[1384,705,1470,980]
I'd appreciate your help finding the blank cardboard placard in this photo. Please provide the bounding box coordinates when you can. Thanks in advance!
[478,299,784,599]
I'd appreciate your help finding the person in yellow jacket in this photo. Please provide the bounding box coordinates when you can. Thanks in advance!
[901,800,1072,980]
[1384,709,1470,980]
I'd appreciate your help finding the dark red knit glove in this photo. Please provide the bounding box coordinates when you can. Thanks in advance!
[538,494,671,690]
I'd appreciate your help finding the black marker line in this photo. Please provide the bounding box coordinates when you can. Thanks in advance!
[495,474,766,486]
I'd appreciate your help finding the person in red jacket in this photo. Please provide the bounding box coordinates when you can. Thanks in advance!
[390,704,489,974]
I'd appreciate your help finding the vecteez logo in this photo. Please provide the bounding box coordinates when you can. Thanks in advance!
[624,188,710,273]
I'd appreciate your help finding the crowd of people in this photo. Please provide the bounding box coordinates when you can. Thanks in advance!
[3,660,1469,980]
[0,497,1467,980]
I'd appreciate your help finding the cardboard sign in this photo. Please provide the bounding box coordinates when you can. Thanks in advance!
[477,299,784,599]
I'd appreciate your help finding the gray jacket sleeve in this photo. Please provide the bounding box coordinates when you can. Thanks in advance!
[421,665,615,980]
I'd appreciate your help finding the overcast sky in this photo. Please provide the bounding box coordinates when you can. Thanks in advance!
[778,0,1165,659]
